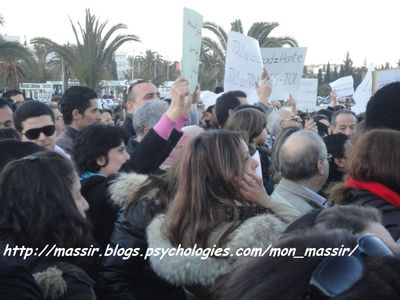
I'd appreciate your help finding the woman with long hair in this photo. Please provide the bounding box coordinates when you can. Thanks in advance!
[224,106,273,194]
[145,130,285,299]
[0,151,96,299]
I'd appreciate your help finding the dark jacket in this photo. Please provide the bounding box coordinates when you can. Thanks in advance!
[120,113,135,144]
[347,189,400,241]
[98,173,185,300]
[56,126,78,155]
[80,128,182,251]
[80,175,119,252]
[0,241,96,300]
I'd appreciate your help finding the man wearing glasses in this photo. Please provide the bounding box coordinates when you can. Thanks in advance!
[13,101,70,158]
[269,130,330,222]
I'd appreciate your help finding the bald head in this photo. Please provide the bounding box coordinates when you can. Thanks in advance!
[279,130,328,181]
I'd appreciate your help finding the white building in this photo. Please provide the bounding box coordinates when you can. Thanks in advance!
[115,52,130,80]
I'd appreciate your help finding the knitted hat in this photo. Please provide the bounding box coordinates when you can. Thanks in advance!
[366,82,400,130]
[0,139,44,171]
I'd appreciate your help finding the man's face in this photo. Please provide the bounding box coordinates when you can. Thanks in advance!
[21,115,56,150]
[76,99,102,130]
[132,83,160,110]
[10,94,24,106]
[332,113,357,140]
[0,106,14,128]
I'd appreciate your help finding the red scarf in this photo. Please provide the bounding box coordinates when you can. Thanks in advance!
[345,178,400,208]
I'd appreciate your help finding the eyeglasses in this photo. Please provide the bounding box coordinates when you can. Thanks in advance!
[307,235,394,299]
[22,125,55,140]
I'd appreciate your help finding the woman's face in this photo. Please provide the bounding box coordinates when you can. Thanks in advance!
[72,173,89,218]
[98,142,130,176]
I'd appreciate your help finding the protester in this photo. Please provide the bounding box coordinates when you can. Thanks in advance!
[322,133,352,195]
[0,99,14,129]
[57,86,102,154]
[330,109,358,140]
[225,106,273,194]
[0,151,96,299]
[13,101,70,158]
[145,130,284,299]
[101,130,285,299]
[329,129,400,241]
[217,230,399,300]
[270,130,329,222]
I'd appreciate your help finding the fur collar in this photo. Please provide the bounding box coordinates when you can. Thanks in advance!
[33,266,67,300]
[146,213,285,286]
[108,172,150,208]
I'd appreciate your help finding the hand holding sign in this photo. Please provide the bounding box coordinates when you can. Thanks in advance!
[255,68,273,105]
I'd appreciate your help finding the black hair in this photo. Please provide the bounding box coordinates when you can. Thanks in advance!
[0,128,20,140]
[59,86,97,125]
[0,151,93,250]
[215,91,247,127]
[2,89,22,100]
[323,133,349,182]
[13,101,55,133]
[366,81,400,131]
[0,99,16,112]
[72,124,125,174]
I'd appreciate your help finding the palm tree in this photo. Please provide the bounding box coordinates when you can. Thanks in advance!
[0,38,37,89]
[0,15,37,89]
[31,9,139,90]
[201,19,298,86]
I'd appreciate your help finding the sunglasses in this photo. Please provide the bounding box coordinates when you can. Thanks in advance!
[22,125,56,140]
[307,235,394,299]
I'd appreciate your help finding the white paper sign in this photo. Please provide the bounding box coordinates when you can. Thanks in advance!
[224,31,264,104]
[372,68,400,93]
[352,66,374,114]
[261,47,307,100]
[329,76,354,100]
[252,150,262,178]
[292,79,318,112]
[182,7,203,93]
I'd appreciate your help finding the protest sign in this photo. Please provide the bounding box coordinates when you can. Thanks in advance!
[372,68,400,94]
[352,65,374,114]
[292,78,318,112]
[182,7,203,93]
[329,76,354,100]
[224,31,263,104]
[260,47,307,100]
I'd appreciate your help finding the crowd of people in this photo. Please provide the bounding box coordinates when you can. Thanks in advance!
[0,76,400,299]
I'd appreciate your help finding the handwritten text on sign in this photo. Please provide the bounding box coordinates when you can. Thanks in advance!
[224,31,263,104]
[329,76,354,100]
[261,47,307,100]
[182,7,203,93]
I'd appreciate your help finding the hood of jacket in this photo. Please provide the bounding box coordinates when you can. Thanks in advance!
[146,213,286,287]
[108,172,150,208]
[33,266,67,300]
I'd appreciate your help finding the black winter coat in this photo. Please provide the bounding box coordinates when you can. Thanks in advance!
[348,189,400,241]
[98,197,185,300]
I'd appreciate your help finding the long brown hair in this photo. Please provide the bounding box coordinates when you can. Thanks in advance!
[166,130,253,248]
[330,128,400,202]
